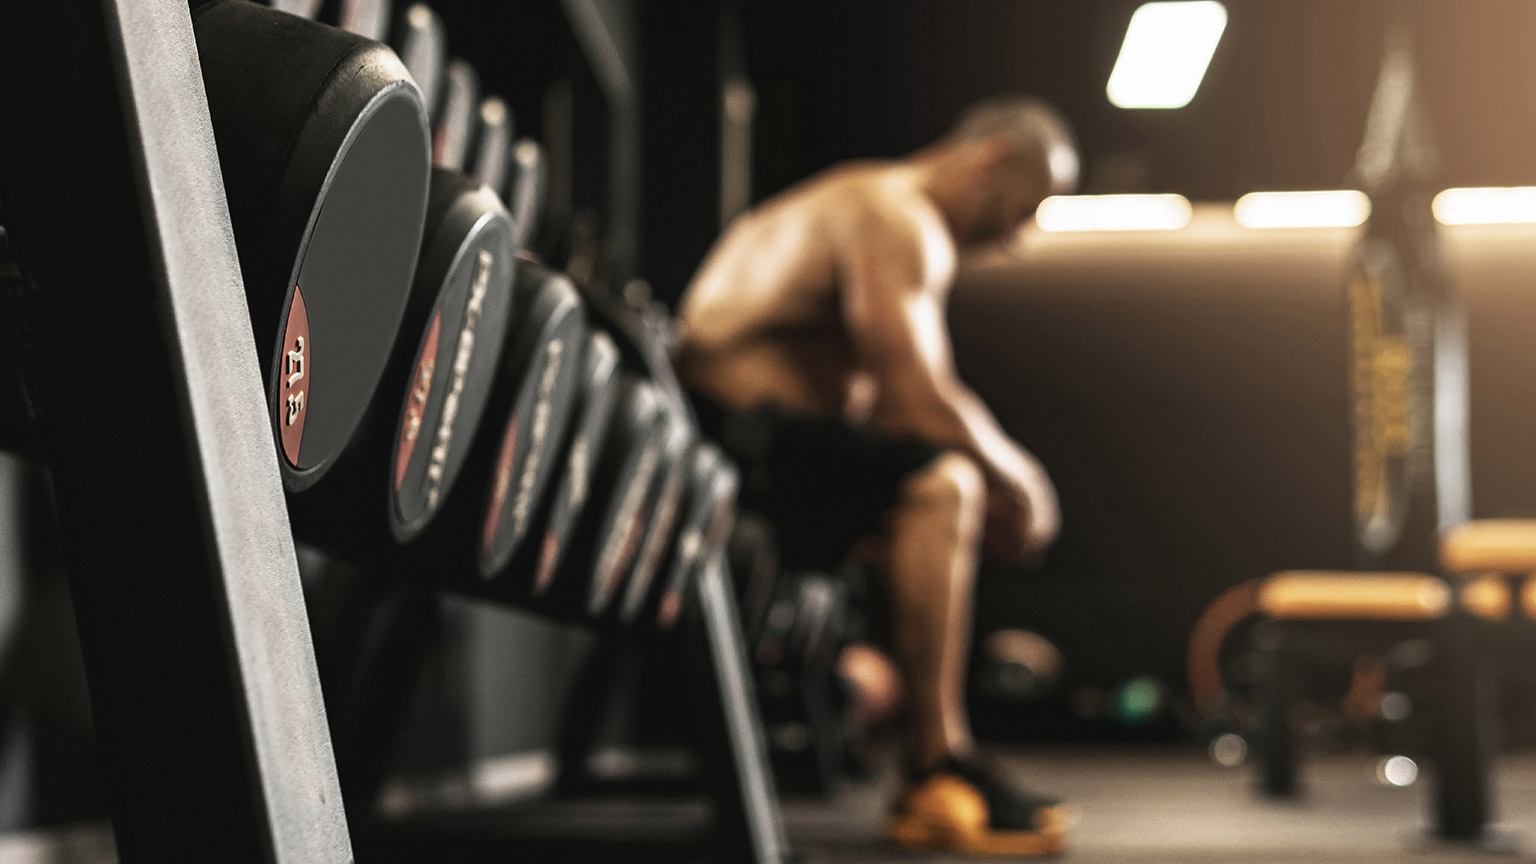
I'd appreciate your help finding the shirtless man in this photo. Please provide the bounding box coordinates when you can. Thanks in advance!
[677,96,1078,856]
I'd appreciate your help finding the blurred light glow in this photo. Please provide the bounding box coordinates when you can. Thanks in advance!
[1035,194,1192,232]
[1380,691,1412,723]
[480,98,507,127]
[1377,755,1419,788]
[1209,733,1248,768]
[1234,190,1372,229]
[1433,187,1536,225]
[1113,676,1165,726]
[1107,2,1228,109]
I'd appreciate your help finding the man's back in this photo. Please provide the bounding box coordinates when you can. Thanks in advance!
[677,160,955,421]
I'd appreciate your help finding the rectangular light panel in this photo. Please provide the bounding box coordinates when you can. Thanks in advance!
[1107,1,1228,109]
[1432,187,1536,226]
[1035,194,1193,232]
[1234,190,1372,229]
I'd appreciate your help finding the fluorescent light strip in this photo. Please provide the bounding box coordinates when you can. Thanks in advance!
[1234,190,1371,229]
[1107,1,1228,109]
[1432,187,1536,226]
[1035,194,1193,232]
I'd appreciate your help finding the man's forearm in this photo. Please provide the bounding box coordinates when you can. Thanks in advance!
[941,389,1039,487]
[875,384,1034,485]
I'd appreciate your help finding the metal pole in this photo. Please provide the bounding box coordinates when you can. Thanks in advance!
[692,553,790,863]
[0,1,351,860]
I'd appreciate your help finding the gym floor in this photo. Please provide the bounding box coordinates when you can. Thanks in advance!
[9,748,1536,862]
[785,748,1536,863]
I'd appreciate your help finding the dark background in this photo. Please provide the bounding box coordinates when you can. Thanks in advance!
[420,0,1536,723]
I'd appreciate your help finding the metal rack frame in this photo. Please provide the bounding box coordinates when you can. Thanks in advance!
[0,2,786,861]
[0,1,350,861]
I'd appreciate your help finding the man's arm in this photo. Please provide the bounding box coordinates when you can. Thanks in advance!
[840,208,1058,562]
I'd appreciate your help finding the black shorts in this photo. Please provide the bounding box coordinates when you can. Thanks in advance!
[691,391,942,572]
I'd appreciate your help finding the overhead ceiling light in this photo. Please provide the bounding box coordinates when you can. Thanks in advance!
[1432,187,1536,225]
[1234,190,1372,229]
[1107,1,1228,109]
[1035,194,1193,232]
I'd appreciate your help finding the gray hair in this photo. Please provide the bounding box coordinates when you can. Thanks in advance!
[949,95,1080,195]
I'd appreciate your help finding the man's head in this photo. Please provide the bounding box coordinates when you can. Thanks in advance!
[921,96,1080,244]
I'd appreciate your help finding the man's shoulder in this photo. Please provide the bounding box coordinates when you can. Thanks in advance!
[830,179,955,292]
[824,177,938,246]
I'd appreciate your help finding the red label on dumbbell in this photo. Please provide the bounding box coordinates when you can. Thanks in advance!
[704,493,735,553]
[509,339,565,544]
[535,532,560,593]
[593,437,663,610]
[482,419,518,553]
[396,311,442,490]
[423,250,494,511]
[603,506,647,600]
[279,285,311,467]
[624,475,684,618]
[676,527,704,570]
[659,590,683,629]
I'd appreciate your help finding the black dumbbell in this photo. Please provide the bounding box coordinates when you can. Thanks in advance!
[263,0,404,81]
[488,331,621,600]
[754,568,852,797]
[756,571,847,671]
[651,445,740,629]
[390,3,447,122]
[468,97,514,197]
[610,415,693,625]
[286,170,517,552]
[321,0,392,41]
[573,284,740,628]
[508,139,548,254]
[539,376,669,619]
[433,59,480,170]
[404,261,588,584]
[389,176,517,539]
[193,0,431,489]
[475,263,589,576]
[267,0,322,17]
[386,5,475,172]
[383,12,520,221]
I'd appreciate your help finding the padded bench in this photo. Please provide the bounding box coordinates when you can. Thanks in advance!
[1249,521,1532,840]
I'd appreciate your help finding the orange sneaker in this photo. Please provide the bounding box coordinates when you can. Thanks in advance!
[886,756,1068,856]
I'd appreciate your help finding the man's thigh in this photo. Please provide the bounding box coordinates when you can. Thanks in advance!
[756,411,941,571]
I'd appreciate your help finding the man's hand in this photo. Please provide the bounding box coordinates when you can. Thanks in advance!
[982,455,1059,566]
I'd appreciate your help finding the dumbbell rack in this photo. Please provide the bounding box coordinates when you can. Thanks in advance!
[0,2,787,862]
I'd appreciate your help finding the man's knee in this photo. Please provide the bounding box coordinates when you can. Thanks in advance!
[902,452,986,530]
